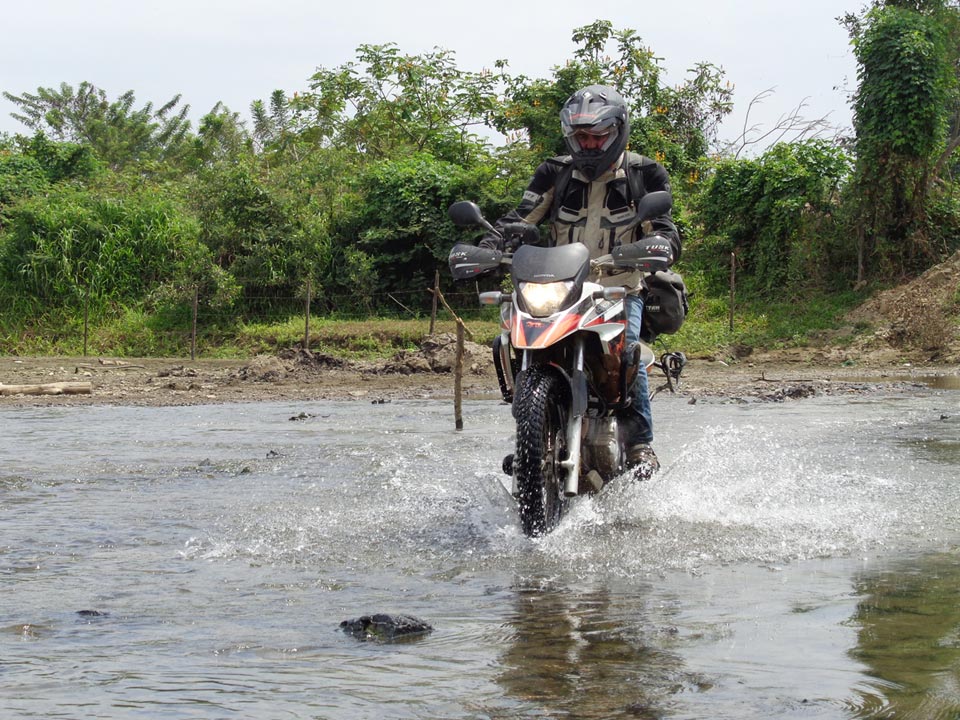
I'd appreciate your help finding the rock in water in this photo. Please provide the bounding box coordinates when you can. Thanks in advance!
[340,614,433,642]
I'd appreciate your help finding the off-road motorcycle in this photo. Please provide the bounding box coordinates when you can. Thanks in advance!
[447,191,686,537]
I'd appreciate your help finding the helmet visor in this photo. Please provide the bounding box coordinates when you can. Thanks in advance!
[564,124,619,154]
[561,115,620,137]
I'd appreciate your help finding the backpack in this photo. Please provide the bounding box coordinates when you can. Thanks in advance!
[640,270,689,342]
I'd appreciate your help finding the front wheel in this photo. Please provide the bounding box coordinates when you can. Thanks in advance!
[513,366,569,537]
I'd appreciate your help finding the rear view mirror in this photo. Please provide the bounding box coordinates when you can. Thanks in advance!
[634,191,672,221]
[448,201,488,228]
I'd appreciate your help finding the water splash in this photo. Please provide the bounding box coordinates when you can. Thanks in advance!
[534,405,960,576]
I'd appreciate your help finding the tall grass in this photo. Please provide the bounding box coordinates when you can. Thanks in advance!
[663,284,868,359]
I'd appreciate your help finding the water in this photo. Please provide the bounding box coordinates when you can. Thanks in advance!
[1,388,959,719]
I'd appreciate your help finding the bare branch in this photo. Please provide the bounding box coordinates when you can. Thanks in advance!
[721,88,839,158]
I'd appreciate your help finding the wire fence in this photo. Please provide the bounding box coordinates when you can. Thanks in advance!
[56,276,491,359]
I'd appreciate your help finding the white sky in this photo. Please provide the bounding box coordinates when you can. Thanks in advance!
[0,0,862,151]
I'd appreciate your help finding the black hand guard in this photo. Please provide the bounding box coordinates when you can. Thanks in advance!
[612,235,674,273]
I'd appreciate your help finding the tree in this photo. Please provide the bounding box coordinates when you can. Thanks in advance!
[192,161,299,287]
[16,132,99,183]
[844,1,960,278]
[3,82,192,169]
[187,158,378,312]
[186,103,252,169]
[0,134,98,207]
[251,90,303,165]
[493,20,733,186]
[299,44,504,165]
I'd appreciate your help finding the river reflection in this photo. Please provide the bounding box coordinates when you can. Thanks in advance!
[850,553,960,719]
[495,579,703,718]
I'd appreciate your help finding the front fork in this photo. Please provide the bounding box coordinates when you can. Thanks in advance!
[559,338,586,497]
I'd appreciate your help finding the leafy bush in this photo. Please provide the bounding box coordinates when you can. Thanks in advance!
[190,159,378,314]
[0,185,221,314]
[0,153,49,206]
[333,152,500,304]
[693,140,853,295]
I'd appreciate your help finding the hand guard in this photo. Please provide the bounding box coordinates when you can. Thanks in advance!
[611,235,674,273]
[448,243,503,281]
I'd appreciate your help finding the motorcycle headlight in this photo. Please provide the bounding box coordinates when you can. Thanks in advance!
[518,281,573,317]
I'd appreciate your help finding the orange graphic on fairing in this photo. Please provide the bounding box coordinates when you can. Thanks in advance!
[511,313,584,349]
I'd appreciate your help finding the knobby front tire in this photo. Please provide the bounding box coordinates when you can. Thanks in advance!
[513,366,568,537]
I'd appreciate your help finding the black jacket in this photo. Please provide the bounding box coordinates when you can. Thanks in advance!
[483,152,680,265]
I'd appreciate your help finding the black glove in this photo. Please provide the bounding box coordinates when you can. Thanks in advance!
[502,222,540,249]
[611,234,674,272]
[478,234,502,251]
[480,222,539,251]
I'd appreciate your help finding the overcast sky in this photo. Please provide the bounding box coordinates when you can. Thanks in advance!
[0,0,863,150]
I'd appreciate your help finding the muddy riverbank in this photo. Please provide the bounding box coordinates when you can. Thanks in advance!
[2,336,958,408]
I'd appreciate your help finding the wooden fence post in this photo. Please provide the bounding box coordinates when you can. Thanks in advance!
[430,285,473,429]
[191,285,199,361]
[430,270,439,335]
[83,291,89,357]
[304,277,312,350]
[729,252,736,333]
[454,321,464,431]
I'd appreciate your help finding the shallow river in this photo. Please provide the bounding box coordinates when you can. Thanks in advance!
[2,384,960,719]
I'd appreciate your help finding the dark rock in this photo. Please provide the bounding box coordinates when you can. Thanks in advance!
[340,614,433,642]
[158,366,197,378]
[289,412,316,421]
[279,347,351,370]
[758,384,818,402]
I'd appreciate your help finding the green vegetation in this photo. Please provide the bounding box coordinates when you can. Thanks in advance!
[2,3,959,362]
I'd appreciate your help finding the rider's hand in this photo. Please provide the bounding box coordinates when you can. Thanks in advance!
[612,235,674,272]
[478,234,503,251]
[500,222,540,250]
[479,223,537,251]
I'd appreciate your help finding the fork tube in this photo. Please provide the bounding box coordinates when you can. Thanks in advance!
[560,338,585,496]
[512,350,533,496]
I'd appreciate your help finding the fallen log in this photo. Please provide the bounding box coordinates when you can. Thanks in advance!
[0,381,93,396]
[75,363,144,371]
[97,358,144,368]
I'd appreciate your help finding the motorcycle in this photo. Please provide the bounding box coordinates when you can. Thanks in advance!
[447,191,686,537]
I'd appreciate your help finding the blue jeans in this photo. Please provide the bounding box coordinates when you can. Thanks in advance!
[621,294,653,445]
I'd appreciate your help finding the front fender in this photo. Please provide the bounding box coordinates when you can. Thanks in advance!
[512,362,586,419]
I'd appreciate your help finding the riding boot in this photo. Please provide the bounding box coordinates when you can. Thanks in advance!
[624,442,660,481]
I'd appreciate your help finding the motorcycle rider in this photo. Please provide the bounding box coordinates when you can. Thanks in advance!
[480,84,680,480]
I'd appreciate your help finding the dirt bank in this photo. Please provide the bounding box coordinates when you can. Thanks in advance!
[1,334,957,409]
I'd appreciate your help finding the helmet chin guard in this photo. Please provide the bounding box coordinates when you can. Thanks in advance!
[560,85,630,181]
